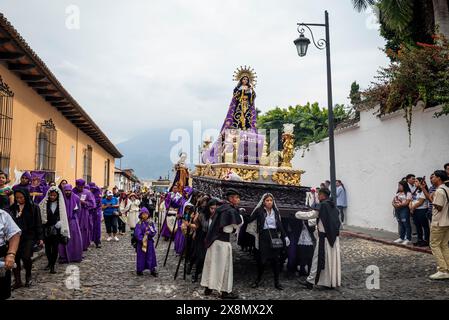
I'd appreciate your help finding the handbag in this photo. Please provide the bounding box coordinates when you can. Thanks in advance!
[268,231,284,249]
[264,214,284,249]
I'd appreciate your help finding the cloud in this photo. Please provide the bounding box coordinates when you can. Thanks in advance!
[1,0,389,146]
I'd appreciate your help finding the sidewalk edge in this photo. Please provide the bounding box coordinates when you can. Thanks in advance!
[341,230,432,254]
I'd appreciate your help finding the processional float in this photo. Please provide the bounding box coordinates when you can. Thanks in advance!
[192,66,310,217]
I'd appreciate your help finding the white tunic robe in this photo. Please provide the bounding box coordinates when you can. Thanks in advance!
[120,199,141,229]
[200,217,243,293]
[295,210,341,288]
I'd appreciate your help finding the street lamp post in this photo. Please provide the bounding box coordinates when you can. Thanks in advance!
[294,10,337,202]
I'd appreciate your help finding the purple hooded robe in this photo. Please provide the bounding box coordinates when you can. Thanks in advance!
[59,184,83,263]
[173,186,193,255]
[73,179,95,251]
[160,191,184,239]
[12,171,31,193]
[88,182,103,245]
[134,208,157,272]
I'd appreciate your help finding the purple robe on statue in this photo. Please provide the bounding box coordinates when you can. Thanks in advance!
[88,182,102,245]
[134,219,157,272]
[202,82,258,164]
[73,181,95,251]
[59,185,83,263]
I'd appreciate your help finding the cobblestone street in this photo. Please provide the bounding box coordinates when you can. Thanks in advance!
[9,231,449,300]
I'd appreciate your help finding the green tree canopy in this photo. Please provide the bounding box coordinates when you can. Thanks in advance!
[257,102,352,150]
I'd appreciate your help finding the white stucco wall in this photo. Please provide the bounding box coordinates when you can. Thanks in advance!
[293,105,449,233]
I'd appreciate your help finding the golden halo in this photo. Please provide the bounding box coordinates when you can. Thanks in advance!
[233,65,257,87]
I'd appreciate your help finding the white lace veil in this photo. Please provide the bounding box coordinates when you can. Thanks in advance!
[246,193,280,250]
[39,186,70,238]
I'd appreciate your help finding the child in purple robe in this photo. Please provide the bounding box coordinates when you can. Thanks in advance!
[134,207,158,277]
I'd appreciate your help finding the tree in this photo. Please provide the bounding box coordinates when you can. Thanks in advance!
[352,0,449,44]
[349,81,362,106]
[257,102,352,150]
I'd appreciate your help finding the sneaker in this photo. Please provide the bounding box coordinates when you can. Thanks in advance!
[114,236,119,242]
[429,271,449,280]
[393,238,404,243]
[106,236,112,242]
[402,240,411,245]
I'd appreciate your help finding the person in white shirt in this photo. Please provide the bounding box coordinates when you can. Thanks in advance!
[410,177,430,247]
[406,174,417,194]
[0,208,21,299]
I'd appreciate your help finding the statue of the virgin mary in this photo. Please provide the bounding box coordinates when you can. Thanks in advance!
[202,66,261,164]
[220,66,258,132]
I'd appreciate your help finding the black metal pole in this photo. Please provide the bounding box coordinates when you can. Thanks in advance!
[324,10,337,202]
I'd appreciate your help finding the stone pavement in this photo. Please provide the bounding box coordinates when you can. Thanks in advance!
[9,230,449,300]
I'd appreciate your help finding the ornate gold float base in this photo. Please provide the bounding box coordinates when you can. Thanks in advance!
[192,163,305,187]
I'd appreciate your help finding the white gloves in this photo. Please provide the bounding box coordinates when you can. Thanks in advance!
[285,237,290,247]
[55,221,62,229]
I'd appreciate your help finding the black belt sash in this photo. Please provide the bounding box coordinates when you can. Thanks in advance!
[315,232,326,285]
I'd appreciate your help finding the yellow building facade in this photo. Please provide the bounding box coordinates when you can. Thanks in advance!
[0,13,122,187]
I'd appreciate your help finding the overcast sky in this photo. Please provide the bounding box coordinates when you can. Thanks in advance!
[1,0,388,144]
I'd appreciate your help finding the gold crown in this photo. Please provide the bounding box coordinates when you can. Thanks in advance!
[233,65,257,87]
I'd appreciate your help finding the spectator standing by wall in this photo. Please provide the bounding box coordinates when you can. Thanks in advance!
[392,181,412,245]
[410,177,430,247]
[336,180,347,226]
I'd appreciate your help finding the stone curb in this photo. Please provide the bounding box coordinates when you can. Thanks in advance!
[341,230,432,255]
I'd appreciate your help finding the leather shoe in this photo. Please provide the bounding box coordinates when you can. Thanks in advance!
[298,278,313,290]
[204,288,212,296]
[221,291,239,299]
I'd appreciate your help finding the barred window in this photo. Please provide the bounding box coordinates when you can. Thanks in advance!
[35,119,57,181]
[83,145,93,183]
[0,76,14,174]
[104,159,110,188]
